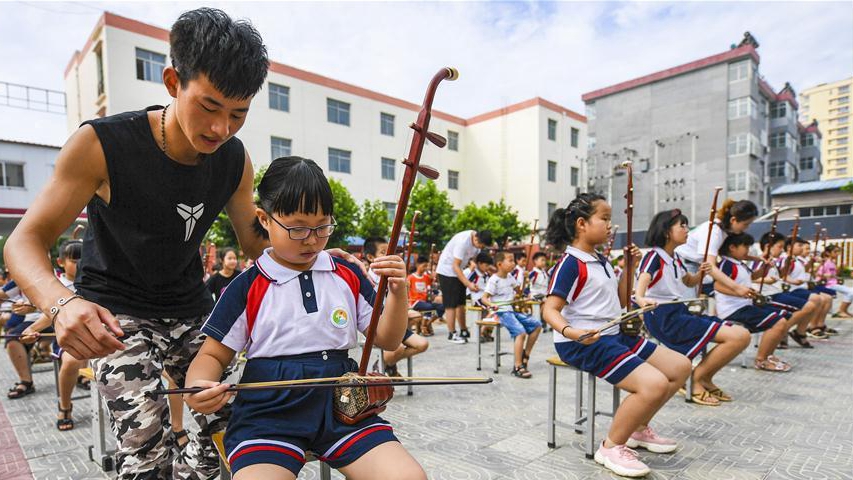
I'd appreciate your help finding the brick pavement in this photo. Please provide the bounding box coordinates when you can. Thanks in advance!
[1,317,851,479]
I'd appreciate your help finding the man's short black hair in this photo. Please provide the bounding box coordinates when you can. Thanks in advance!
[170,8,269,99]
[475,230,493,246]
[532,252,547,261]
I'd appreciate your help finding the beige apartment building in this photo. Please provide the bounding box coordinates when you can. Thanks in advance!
[799,77,852,179]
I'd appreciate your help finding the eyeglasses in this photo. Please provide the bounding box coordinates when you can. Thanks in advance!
[267,214,337,240]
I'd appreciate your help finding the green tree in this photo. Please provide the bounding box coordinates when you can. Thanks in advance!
[452,199,529,247]
[406,181,455,255]
[327,178,360,248]
[357,200,391,239]
[841,181,853,194]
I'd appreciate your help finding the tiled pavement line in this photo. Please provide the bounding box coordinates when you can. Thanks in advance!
[0,394,34,479]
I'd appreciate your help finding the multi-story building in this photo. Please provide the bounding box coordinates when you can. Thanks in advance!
[63,12,586,226]
[797,120,822,183]
[799,77,852,180]
[581,32,815,235]
[0,139,61,237]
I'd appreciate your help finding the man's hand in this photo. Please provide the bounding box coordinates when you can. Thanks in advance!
[326,248,369,276]
[55,299,125,360]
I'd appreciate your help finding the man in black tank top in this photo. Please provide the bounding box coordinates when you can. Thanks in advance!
[5,8,276,480]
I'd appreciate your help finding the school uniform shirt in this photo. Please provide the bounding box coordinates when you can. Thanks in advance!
[778,254,807,290]
[484,274,519,312]
[511,267,525,286]
[753,259,783,295]
[637,247,694,301]
[715,257,754,319]
[202,249,376,358]
[528,267,550,297]
[367,268,381,287]
[674,220,727,284]
[467,268,489,304]
[549,246,622,343]
[407,273,432,306]
[436,231,480,278]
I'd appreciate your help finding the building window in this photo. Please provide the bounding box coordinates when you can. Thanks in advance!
[135,48,166,83]
[95,47,105,96]
[769,161,786,178]
[380,113,394,136]
[728,97,757,120]
[728,133,748,155]
[834,106,851,115]
[1,162,24,188]
[547,119,557,141]
[801,133,816,147]
[838,96,850,105]
[837,168,848,175]
[447,130,459,151]
[839,85,851,94]
[381,157,395,180]
[571,167,579,187]
[770,101,787,119]
[586,103,596,120]
[327,99,350,126]
[834,147,849,156]
[833,127,849,136]
[269,83,290,112]
[448,170,459,190]
[588,135,597,150]
[728,61,750,82]
[547,161,557,182]
[570,127,579,148]
[727,171,747,193]
[799,157,815,170]
[270,136,292,159]
[328,148,351,173]
[769,132,788,149]
[383,202,396,222]
[835,137,849,146]
[547,202,557,219]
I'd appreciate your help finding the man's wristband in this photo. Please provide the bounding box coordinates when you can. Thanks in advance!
[49,294,83,322]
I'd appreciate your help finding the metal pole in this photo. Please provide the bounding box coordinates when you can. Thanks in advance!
[653,141,659,212]
[691,135,697,222]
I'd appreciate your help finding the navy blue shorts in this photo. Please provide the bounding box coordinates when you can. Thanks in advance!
[725,305,789,333]
[788,289,812,301]
[555,334,657,385]
[770,292,807,310]
[643,303,727,359]
[701,283,715,297]
[5,313,24,330]
[496,311,541,339]
[3,321,54,348]
[225,351,398,475]
[809,285,836,297]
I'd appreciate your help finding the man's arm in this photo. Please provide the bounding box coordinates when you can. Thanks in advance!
[453,258,476,291]
[224,151,268,260]
[4,125,124,359]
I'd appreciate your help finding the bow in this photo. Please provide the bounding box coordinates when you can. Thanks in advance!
[603,225,619,259]
[806,222,822,288]
[756,208,779,297]
[781,215,801,280]
[620,161,643,336]
[404,210,421,270]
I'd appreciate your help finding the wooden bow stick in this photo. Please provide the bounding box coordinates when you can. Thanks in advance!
[153,376,492,396]
[698,186,723,287]
[404,211,421,269]
[577,304,658,342]
[756,208,779,296]
[0,332,57,339]
[603,225,619,259]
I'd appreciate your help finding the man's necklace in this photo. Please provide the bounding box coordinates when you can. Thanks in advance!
[160,104,169,154]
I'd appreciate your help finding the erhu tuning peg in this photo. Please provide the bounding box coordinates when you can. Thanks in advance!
[426,132,447,148]
[418,164,440,180]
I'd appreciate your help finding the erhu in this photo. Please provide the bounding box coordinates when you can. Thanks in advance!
[780,215,800,293]
[515,219,538,314]
[694,187,723,313]
[806,222,821,290]
[620,161,643,336]
[752,209,779,307]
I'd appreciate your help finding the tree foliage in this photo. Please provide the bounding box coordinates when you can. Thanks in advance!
[357,200,391,239]
[452,199,529,247]
[327,178,360,248]
[405,181,455,255]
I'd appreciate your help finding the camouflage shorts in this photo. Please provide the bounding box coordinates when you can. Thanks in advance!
[91,315,233,480]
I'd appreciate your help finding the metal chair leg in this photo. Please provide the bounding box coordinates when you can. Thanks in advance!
[547,364,557,448]
[585,372,596,459]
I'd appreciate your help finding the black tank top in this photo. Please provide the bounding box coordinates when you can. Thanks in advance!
[76,106,245,318]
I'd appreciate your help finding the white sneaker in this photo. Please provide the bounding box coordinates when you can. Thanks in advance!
[594,442,650,477]
[626,426,678,453]
[448,333,466,344]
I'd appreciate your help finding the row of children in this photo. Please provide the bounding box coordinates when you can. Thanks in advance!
[539,193,845,477]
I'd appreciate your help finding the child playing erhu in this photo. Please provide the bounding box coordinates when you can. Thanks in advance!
[480,251,542,378]
[542,193,691,478]
[184,157,425,480]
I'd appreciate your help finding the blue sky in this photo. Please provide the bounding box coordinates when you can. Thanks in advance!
[1,1,851,146]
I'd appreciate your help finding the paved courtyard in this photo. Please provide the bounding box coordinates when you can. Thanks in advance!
[1,316,851,480]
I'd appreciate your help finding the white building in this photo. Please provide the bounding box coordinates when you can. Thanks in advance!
[64,12,586,224]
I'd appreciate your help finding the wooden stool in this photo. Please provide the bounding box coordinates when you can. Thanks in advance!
[80,367,115,472]
[546,356,620,459]
[213,430,331,480]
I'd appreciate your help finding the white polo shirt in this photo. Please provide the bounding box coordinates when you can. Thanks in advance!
[753,259,783,295]
[202,249,375,358]
[549,246,622,343]
[715,256,753,319]
[675,221,727,282]
[436,231,480,278]
[778,254,807,291]
[466,268,489,304]
[484,274,519,312]
[529,267,550,296]
[638,247,694,301]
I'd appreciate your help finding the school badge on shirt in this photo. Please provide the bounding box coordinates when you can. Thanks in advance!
[331,307,350,329]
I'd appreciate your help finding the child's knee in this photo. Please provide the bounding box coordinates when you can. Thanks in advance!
[639,371,669,400]
[733,326,751,347]
[674,355,692,381]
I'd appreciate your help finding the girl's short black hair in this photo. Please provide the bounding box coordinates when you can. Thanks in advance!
[545,193,607,250]
[475,252,494,265]
[252,157,334,239]
[170,8,269,100]
[719,232,754,256]
[58,240,82,261]
[759,232,786,250]
[644,209,689,248]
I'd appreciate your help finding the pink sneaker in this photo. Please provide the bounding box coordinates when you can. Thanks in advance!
[626,426,678,453]
[594,442,650,477]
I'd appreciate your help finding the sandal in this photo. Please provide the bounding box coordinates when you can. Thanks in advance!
[172,429,189,451]
[76,375,92,391]
[511,366,532,379]
[754,357,791,372]
[57,403,74,431]
[7,381,35,399]
[824,327,839,335]
[788,330,813,349]
[691,391,721,406]
[707,388,732,402]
